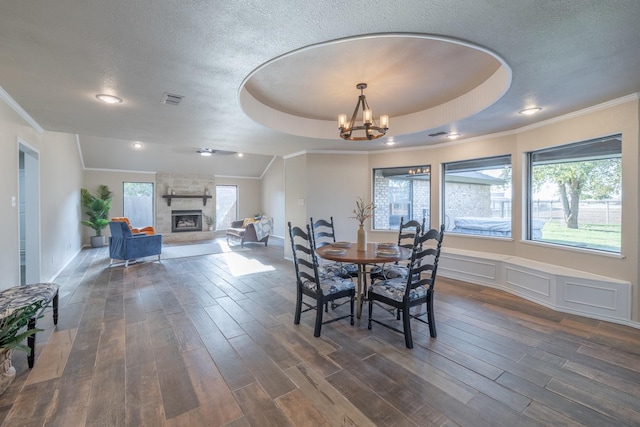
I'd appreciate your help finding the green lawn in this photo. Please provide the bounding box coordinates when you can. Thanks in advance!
[538,222,621,252]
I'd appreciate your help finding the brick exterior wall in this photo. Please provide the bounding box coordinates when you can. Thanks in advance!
[373,175,430,229]
[445,182,493,219]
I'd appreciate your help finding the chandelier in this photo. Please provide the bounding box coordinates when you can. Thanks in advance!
[408,166,430,175]
[338,83,389,141]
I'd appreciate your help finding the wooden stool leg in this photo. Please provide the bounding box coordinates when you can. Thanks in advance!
[53,292,59,325]
[27,317,36,369]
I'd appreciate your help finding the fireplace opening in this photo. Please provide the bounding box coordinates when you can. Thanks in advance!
[171,210,202,232]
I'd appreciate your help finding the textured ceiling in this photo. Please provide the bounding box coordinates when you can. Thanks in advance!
[1,1,639,175]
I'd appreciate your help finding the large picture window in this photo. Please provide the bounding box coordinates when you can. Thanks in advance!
[443,155,512,237]
[372,166,430,230]
[123,182,154,228]
[528,134,621,253]
[216,185,238,230]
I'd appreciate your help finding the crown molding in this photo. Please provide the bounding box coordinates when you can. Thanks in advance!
[0,86,44,133]
[83,167,156,174]
[516,92,639,134]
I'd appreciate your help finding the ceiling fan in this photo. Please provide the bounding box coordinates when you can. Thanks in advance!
[169,146,240,157]
[196,148,237,157]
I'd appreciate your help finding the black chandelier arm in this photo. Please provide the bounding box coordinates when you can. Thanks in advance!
[347,97,363,130]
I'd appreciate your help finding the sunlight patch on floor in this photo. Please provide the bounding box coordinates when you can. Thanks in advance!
[221,252,276,276]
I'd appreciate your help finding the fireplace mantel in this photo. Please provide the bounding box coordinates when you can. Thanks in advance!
[162,194,212,206]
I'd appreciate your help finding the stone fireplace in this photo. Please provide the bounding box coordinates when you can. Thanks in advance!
[156,173,216,243]
[171,210,202,232]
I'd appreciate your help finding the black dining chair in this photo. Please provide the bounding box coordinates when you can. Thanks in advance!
[370,216,426,283]
[310,217,359,279]
[367,224,444,348]
[288,222,355,337]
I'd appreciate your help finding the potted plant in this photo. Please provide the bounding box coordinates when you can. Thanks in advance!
[81,185,113,247]
[0,301,44,395]
[203,213,216,231]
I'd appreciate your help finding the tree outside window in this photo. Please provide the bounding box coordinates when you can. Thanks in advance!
[528,134,621,253]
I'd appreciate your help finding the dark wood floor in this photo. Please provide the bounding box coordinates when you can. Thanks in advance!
[1,237,639,426]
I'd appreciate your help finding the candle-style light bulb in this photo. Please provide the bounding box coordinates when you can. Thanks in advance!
[363,109,372,125]
[380,115,389,129]
[338,114,347,129]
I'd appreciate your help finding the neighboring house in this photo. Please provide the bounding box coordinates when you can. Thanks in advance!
[444,171,506,221]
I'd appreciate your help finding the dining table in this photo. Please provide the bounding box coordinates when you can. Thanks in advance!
[316,242,411,320]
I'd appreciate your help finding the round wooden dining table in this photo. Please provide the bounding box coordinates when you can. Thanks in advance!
[316,242,411,320]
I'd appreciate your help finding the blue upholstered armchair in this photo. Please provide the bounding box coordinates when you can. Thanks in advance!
[108,221,162,266]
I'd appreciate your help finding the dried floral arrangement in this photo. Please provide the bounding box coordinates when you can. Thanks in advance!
[351,197,376,225]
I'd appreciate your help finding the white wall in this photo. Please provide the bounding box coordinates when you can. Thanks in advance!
[283,153,307,258]
[369,97,639,321]
[0,97,83,288]
[215,176,261,222]
[40,132,84,280]
[279,97,639,322]
[261,157,285,238]
[282,152,370,258]
[82,169,156,243]
[306,153,370,242]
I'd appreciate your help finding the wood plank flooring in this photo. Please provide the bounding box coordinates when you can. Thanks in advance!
[1,238,639,426]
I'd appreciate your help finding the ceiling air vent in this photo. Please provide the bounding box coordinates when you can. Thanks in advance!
[428,131,448,137]
[161,92,184,106]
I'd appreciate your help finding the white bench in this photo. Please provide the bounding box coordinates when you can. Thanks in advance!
[438,248,631,323]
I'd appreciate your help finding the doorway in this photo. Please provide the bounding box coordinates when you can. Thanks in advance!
[19,139,41,285]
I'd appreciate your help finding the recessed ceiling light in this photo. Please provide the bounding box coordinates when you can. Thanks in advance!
[238,153,244,157]
[385,139,396,146]
[199,148,213,157]
[447,133,460,139]
[132,142,143,149]
[519,107,541,115]
[96,94,123,104]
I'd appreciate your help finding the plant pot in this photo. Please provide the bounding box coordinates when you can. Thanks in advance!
[90,235,106,248]
[0,348,16,396]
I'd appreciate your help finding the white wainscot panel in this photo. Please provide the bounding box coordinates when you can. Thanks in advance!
[560,277,631,321]
[504,266,553,304]
[439,254,499,287]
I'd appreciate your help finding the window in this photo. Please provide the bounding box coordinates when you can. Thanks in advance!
[216,185,238,230]
[123,182,154,227]
[372,166,430,230]
[443,155,512,236]
[528,134,621,253]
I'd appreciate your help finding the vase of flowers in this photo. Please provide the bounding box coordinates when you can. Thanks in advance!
[351,197,375,252]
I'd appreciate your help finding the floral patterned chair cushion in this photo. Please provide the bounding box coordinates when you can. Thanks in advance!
[372,264,410,280]
[0,282,60,369]
[369,278,427,302]
[317,263,349,280]
[303,276,355,295]
[0,282,59,317]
